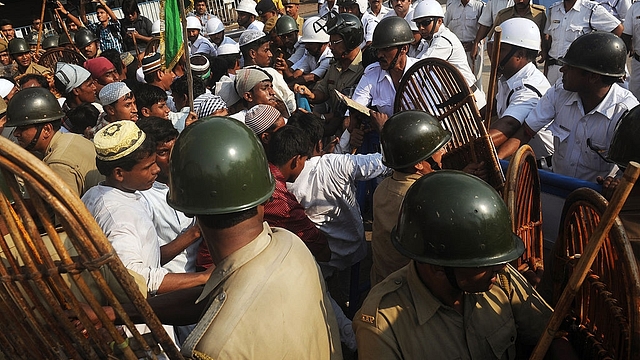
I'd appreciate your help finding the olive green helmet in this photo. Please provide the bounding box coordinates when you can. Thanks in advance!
[381,110,451,169]
[8,38,29,55]
[276,15,298,36]
[42,35,60,50]
[608,104,640,169]
[392,171,524,267]
[5,88,65,127]
[58,31,74,46]
[167,117,276,215]
[559,32,626,77]
[74,28,98,49]
[371,16,414,49]
[324,12,363,51]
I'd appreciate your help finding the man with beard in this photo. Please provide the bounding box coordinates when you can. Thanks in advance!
[236,0,264,31]
[205,17,237,51]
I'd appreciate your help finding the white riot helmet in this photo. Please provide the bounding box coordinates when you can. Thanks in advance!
[299,16,330,43]
[186,16,202,30]
[206,17,225,35]
[356,0,368,14]
[413,0,444,21]
[151,19,161,36]
[236,0,259,17]
[499,18,541,51]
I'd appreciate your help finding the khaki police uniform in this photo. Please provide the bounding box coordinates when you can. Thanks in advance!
[181,223,342,360]
[490,4,547,39]
[370,171,420,287]
[354,262,553,360]
[43,131,103,196]
[313,51,364,117]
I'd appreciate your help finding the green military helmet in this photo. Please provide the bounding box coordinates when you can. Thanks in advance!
[324,12,363,51]
[42,35,59,50]
[608,104,640,169]
[5,88,65,127]
[392,171,524,267]
[8,38,30,55]
[74,28,98,49]
[559,32,626,78]
[58,31,74,46]
[276,15,298,36]
[371,16,414,49]
[381,110,452,169]
[167,117,276,215]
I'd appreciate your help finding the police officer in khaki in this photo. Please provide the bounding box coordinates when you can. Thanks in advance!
[6,87,102,196]
[167,117,342,359]
[354,171,578,359]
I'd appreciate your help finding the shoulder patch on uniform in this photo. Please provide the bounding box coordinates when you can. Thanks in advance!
[360,314,376,324]
[581,1,597,10]
[356,275,405,327]
[531,4,545,11]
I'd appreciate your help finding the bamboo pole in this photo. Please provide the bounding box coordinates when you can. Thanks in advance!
[529,161,640,360]
[36,0,47,54]
[484,26,501,129]
[178,0,194,110]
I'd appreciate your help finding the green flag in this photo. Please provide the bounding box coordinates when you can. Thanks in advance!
[160,0,192,71]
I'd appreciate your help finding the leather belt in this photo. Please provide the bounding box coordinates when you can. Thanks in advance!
[547,58,559,66]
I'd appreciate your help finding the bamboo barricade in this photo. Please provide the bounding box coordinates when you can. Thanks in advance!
[530,161,640,360]
[503,145,543,280]
[0,132,183,358]
[484,26,501,129]
[393,58,505,190]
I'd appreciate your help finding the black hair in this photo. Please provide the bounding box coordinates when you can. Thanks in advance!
[96,134,156,176]
[136,116,178,144]
[170,75,205,99]
[209,56,228,84]
[0,19,14,28]
[194,0,207,5]
[267,125,311,166]
[143,68,160,84]
[100,49,124,75]
[286,110,323,151]
[240,37,270,60]
[125,57,140,81]
[65,103,99,134]
[218,53,241,71]
[18,74,49,89]
[197,207,259,229]
[122,0,140,16]
[135,83,168,111]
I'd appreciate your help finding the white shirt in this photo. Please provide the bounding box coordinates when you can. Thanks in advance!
[352,56,419,117]
[545,0,620,59]
[292,45,334,78]
[524,82,638,181]
[287,39,307,65]
[444,0,485,43]
[319,2,339,17]
[189,34,217,57]
[420,26,487,109]
[623,2,640,51]
[383,6,415,23]
[360,11,380,43]
[246,65,297,114]
[287,153,390,271]
[368,5,391,21]
[247,19,265,32]
[497,62,554,157]
[82,184,168,295]
[595,0,631,21]
[478,0,513,27]
[229,109,247,123]
[141,182,200,274]
[408,39,428,59]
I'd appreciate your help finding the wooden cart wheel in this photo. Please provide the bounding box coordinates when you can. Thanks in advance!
[38,48,86,69]
[551,187,640,359]
[394,58,504,191]
[503,144,543,284]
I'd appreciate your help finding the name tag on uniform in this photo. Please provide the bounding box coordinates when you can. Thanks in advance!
[360,314,375,324]
[559,124,570,132]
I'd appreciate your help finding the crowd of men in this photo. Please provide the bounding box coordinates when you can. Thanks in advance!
[1,0,640,357]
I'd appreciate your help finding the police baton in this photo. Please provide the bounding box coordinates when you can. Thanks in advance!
[529,161,640,360]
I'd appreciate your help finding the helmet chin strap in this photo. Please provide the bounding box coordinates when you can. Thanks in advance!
[444,267,462,291]
[387,45,404,72]
[498,46,519,72]
[426,157,441,171]
[24,124,44,152]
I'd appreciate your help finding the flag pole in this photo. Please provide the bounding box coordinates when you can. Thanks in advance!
[177,0,194,110]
